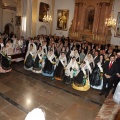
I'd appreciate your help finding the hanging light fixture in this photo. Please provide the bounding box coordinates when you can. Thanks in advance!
[43,11,52,23]
[43,1,52,23]
[105,0,116,29]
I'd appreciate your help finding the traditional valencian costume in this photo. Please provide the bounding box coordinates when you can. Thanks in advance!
[24,44,36,70]
[72,60,92,91]
[0,48,12,73]
[42,49,56,77]
[32,46,44,73]
[90,62,103,90]
[54,52,67,81]
[63,57,79,84]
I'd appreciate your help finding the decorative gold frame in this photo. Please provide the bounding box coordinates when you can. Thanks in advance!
[39,2,49,22]
[56,10,69,31]
[115,12,120,37]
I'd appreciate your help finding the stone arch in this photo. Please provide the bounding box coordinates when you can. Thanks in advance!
[4,23,14,35]
[38,25,47,35]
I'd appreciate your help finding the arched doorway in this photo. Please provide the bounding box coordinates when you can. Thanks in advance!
[4,23,14,35]
[38,26,47,35]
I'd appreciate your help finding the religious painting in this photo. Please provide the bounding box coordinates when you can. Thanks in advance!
[15,16,21,26]
[39,2,49,22]
[56,10,69,31]
[115,12,120,37]
[84,6,95,32]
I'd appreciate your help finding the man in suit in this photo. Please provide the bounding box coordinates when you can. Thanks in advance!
[112,52,120,94]
[99,55,117,97]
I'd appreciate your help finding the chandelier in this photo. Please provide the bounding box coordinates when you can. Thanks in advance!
[105,0,116,29]
[43,11,52,23]
[105,14,116,28]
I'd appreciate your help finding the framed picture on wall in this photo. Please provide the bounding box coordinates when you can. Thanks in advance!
[115,12,120,37]
[56,10,69,31]
[15,16,21,26]
[39,2,49,22]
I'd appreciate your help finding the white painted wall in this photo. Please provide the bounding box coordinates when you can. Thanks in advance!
[111,0,120,45]
[1,0,17,34]
[2,9,16,33]
[2,0,16,6]
[36,0,53,36]
[52,0,75,37]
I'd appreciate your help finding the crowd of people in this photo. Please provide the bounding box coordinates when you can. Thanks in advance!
[0,32,120,98]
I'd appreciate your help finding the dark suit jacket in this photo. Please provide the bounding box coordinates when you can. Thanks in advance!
[94,56,100,65]
[103,61,117,79]
[116,58,120,74]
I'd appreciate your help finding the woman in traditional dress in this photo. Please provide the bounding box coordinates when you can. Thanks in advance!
[6,39,13,55]
[72,60,92,91]
[84,53,95,70]
[0,47,12,73]
[74,49,80,64]
[42,49,56,77]
[54,52,67,81]
[24,44,36,70]
[32,46,44,73]
[90,55,104,90]
[63,57,79,85]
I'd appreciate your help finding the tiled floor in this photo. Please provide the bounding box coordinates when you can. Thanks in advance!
[0,62,105,120]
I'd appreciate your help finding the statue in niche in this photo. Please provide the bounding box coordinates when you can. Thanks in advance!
[84,6,95,32]
[87,9,94,31]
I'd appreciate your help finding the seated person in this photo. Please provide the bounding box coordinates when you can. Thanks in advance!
[42,49,56,77]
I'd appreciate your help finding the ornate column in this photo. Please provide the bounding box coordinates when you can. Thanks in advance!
[76,2,83,31]
[80,3,86,31]
[92,3,101,34]
[26,0,32,38]
[21,0,27,38]
[31,0,38,37]
[103,3,110,35]
[50,0,55,35]
[16,0,21,38]
[0,0,3,32]
[71,2,79,32]
[98,2,107,35]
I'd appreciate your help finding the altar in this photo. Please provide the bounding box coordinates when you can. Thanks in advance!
[69,0,113,44]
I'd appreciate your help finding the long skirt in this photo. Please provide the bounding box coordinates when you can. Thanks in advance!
[72,70,90,91]
[90,67,103,90]
[32,55,42,73]
[24,54,34,70]
[1,53,11,71]
[42,58,54,77]
[54,61,64,81]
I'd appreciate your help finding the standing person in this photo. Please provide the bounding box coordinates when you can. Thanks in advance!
[99,55,117,97]
[90,55,104,90]
[113,52,120,94]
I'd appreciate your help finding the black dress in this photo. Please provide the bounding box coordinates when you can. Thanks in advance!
[54,59,66,80]
[42,54,56,77]
[24,53,34,70]
[0,52,11,70]
[32,54,42,73]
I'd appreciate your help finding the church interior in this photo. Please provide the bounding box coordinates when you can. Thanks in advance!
[0,0,120,120]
